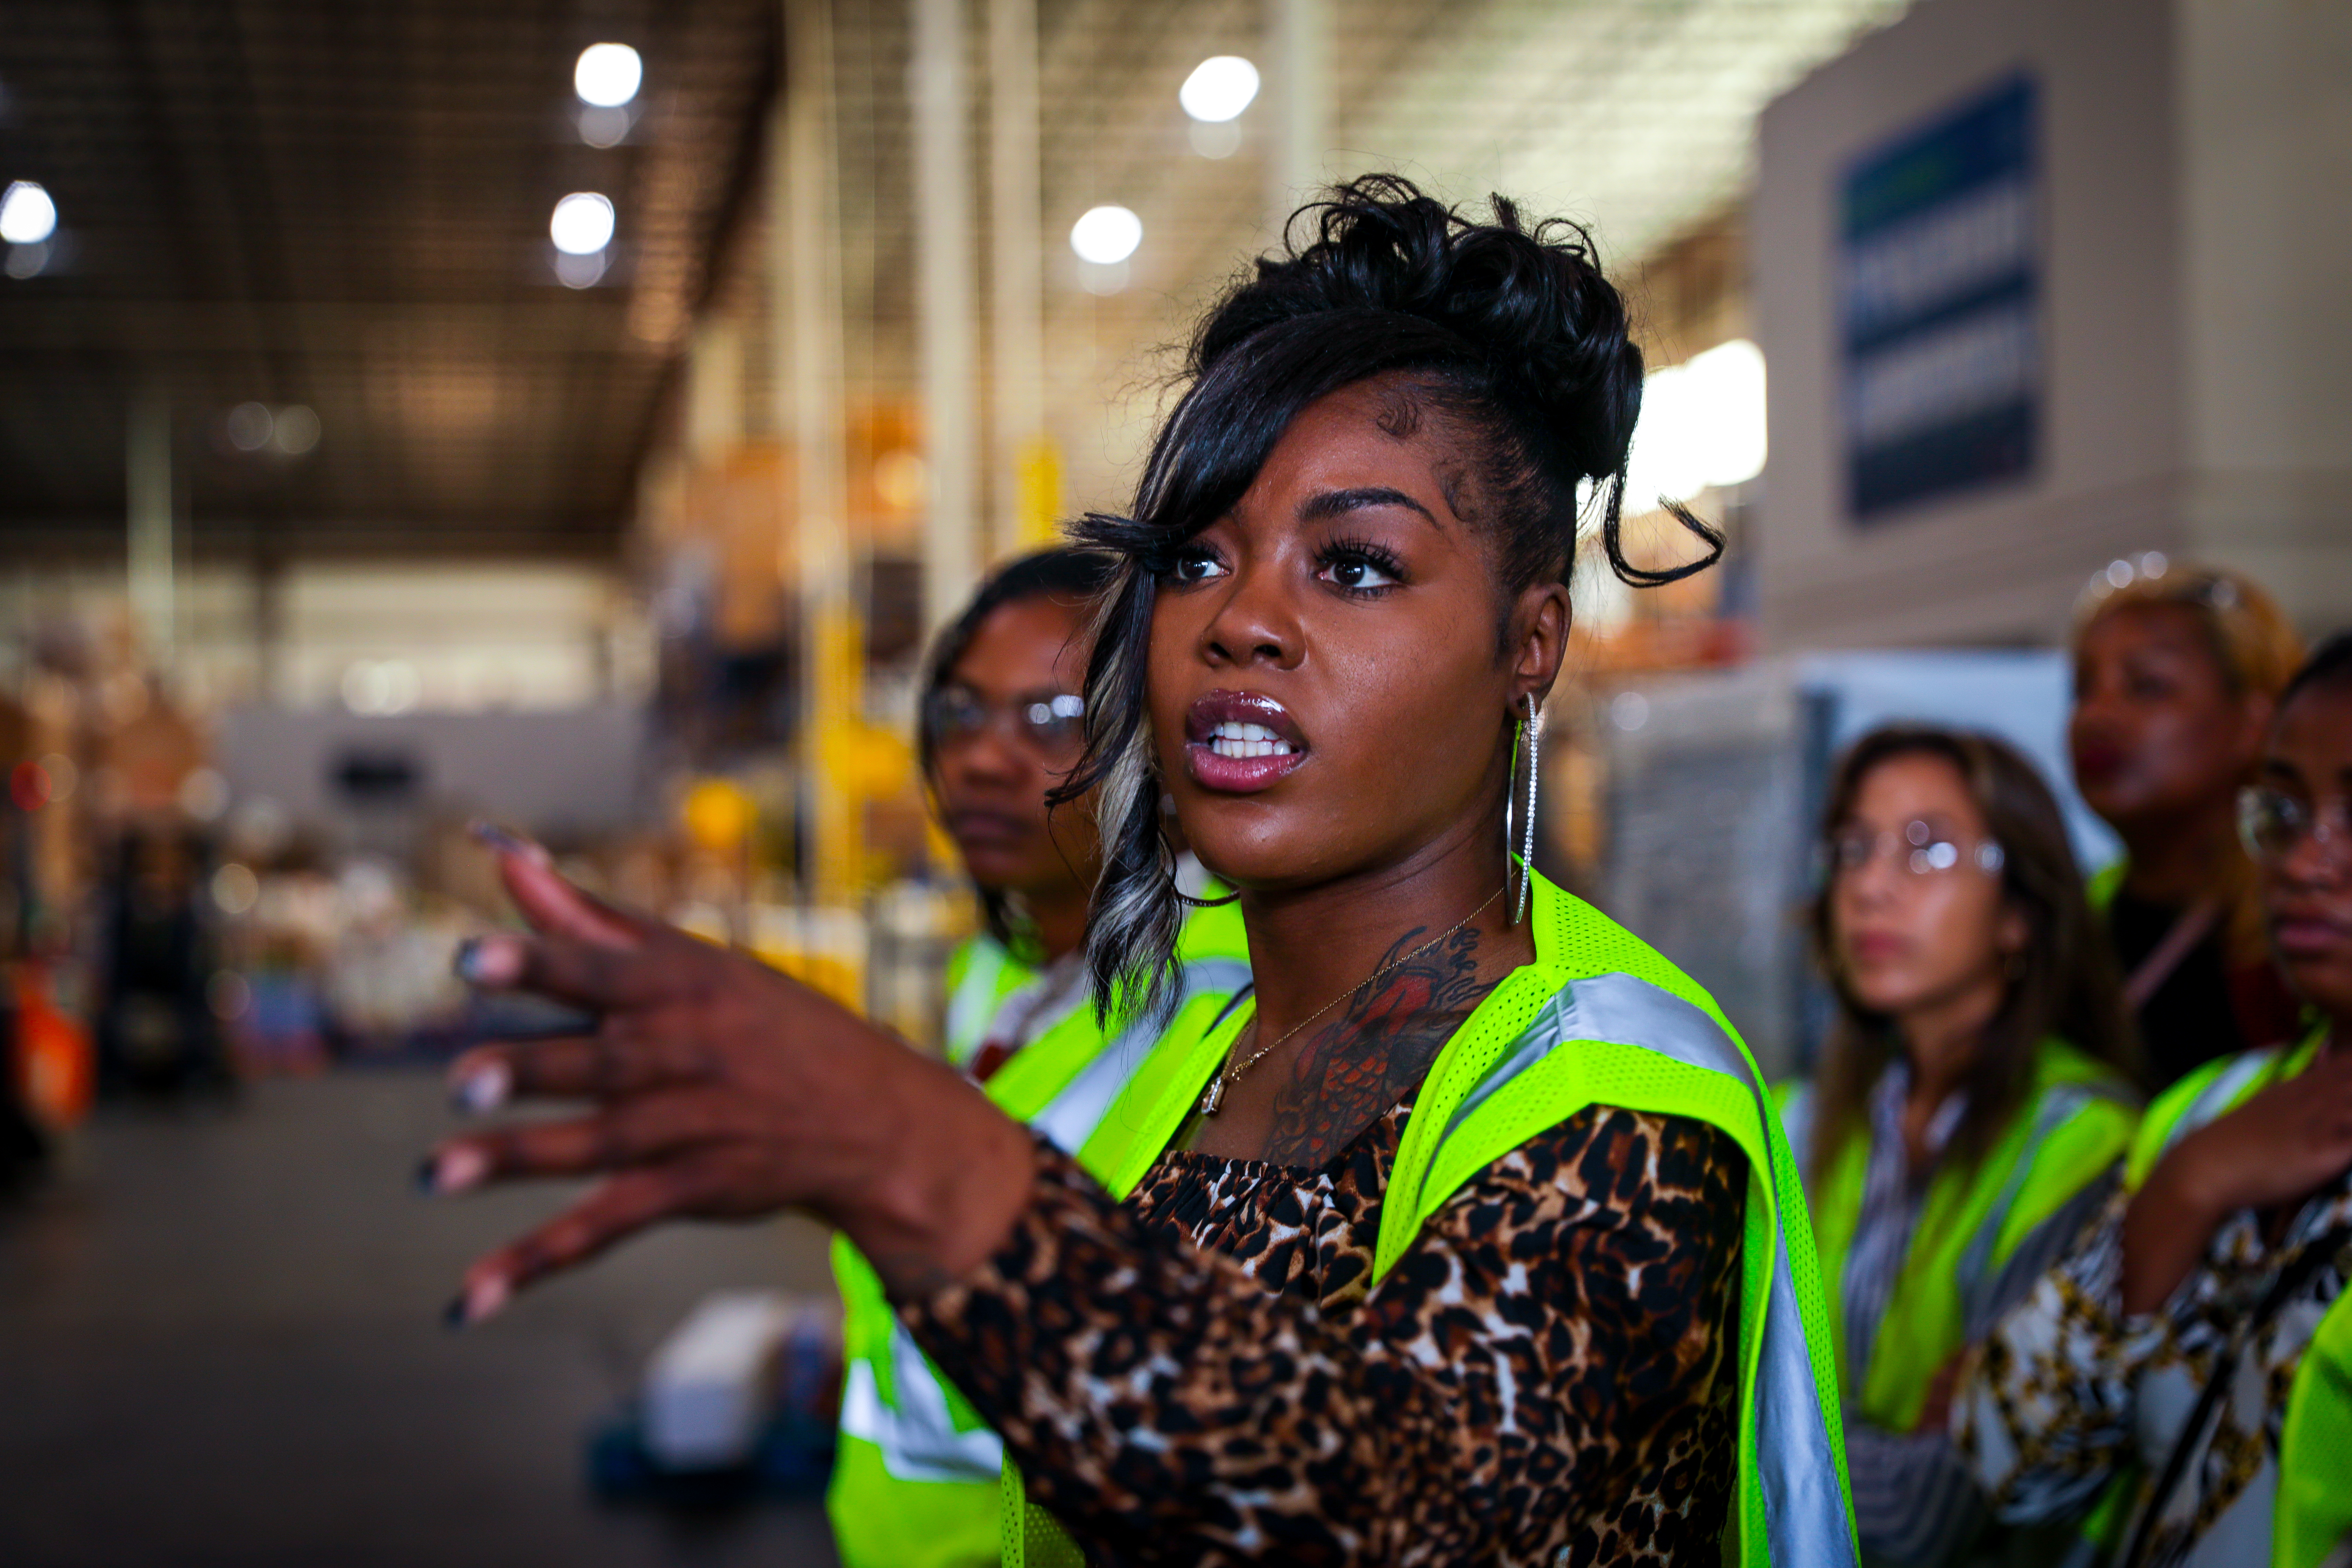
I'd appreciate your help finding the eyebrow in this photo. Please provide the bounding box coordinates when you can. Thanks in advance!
[1296,485,1442,530]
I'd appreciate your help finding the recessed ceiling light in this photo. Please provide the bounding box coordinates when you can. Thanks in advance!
[575,44,642,108]
[1180,57,1259,123]
[1070,205,1142,266]
[551,191,615,255]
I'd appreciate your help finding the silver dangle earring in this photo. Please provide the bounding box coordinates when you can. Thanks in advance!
[1509,693,1542,924]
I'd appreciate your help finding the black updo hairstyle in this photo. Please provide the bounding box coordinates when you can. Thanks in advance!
[1057,175,1724,1022]
[920,546,1117,954]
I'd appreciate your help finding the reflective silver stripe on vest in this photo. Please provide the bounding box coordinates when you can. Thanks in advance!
[1448,972,1858,1568]
[839,1320,1006,1483]
[945,945,1012,1068]
[2164,1049,2281,1158]
[1954,1082,2106,1330]
[1030,957,1252,1154]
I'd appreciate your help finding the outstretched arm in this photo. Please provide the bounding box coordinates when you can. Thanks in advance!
[426,841,1036,1320]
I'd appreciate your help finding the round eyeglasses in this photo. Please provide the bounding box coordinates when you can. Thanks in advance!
[924,687,1087,755]
[2238,784,2350,866]
[1823,819,2007,881]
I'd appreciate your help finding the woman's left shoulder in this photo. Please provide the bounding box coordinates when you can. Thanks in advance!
[1497,1103,1748,1218]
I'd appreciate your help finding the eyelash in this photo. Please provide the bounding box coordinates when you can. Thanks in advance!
[1316,536,1407,595]
[1161,541,1227,586]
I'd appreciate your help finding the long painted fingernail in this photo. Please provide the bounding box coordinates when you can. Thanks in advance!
[469,820,551,865]
[454,934,525,987]
[444,1274,510,1329]
[417,1145,489,1196]
[451,1061,510,1115]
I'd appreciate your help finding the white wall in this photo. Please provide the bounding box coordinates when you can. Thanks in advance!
[1754,0,2184,651]
[2176,0,2352,630]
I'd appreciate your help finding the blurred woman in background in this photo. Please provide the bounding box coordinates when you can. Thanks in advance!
[1781,727,2137,1567]
[828,547,1250,1568]
[2071,564,2304,1090]
[919,549,1111,1075]
[1961,632,2352,1568]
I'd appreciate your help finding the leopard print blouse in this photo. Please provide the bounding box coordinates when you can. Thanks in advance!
[901,1089,1748,1566]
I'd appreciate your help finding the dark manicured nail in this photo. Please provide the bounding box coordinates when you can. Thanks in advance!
[469,820,550,864]
[414,1155,441,1194]
[454,934,525,987]
[442,1294,471,1330]
[450,1061,510,1115]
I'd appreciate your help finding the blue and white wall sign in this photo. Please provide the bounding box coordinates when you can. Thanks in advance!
[1840,72,2040,522]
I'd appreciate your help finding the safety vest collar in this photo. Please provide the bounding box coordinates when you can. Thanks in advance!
[2128,1023,2327,1192]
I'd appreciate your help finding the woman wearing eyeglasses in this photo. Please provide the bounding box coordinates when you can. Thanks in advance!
[831,548,1251,1568]
[1959,633,2352,1568]
[1777,727,2137,1568]
[422,178,1855,1566]
[2070,565,2304,1091]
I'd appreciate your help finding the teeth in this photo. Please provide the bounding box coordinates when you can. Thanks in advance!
[1204,719,1295,760]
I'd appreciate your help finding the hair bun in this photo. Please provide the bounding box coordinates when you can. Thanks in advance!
[1200,175,1644,487]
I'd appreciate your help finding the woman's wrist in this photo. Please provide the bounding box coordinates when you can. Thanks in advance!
[831,1054,1041,1298]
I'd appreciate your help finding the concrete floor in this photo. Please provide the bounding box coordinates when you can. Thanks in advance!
[0,1070,842,1568]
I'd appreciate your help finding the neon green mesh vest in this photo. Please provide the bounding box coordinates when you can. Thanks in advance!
[828,911,1251,1568]
[2121,1024,2352,1568]
[1003,873,1859,1567]
[1776,1040,2137,1435]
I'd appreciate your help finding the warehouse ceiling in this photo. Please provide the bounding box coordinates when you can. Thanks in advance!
[0,0,1904,564]
[0,0,777,561]
[833,0,1910,507]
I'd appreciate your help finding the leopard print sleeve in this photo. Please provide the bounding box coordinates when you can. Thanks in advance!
[899,1105,1747,1568]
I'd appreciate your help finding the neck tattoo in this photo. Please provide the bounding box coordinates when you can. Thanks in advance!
[1199,884,1504,1117]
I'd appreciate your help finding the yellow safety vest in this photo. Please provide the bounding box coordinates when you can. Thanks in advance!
[1003,872,1859,1567]
[828,909,1251,1568]
[1778,1040,2138,1434]
[941,934,1037,1071]
[2120,1024,2352,1568]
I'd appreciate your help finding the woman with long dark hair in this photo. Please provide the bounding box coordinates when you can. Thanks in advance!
[1960,633,2352,1568]
[1782,727,2136,1566]
[424,178,1855,1566]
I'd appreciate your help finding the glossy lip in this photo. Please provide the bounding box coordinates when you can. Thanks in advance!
[1182,689,1310,794]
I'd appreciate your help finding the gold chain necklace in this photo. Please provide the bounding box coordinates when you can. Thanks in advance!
[1198,884,1504,1116]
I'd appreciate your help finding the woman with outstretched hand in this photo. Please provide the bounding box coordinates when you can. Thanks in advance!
[425,178,1855,1567]
[1958,632,2352,1568]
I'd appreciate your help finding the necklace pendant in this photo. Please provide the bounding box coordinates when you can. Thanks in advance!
[1199,1075,1226,1116]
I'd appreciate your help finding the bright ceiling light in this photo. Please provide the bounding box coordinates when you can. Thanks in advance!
[1070,205,1142,266]
[574,43,642,108]
[1179,56,1259,122]
[551,191,615,255]
[1620,337,1768,509]
[1687,338,1767,489]
[0,181,57,245]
